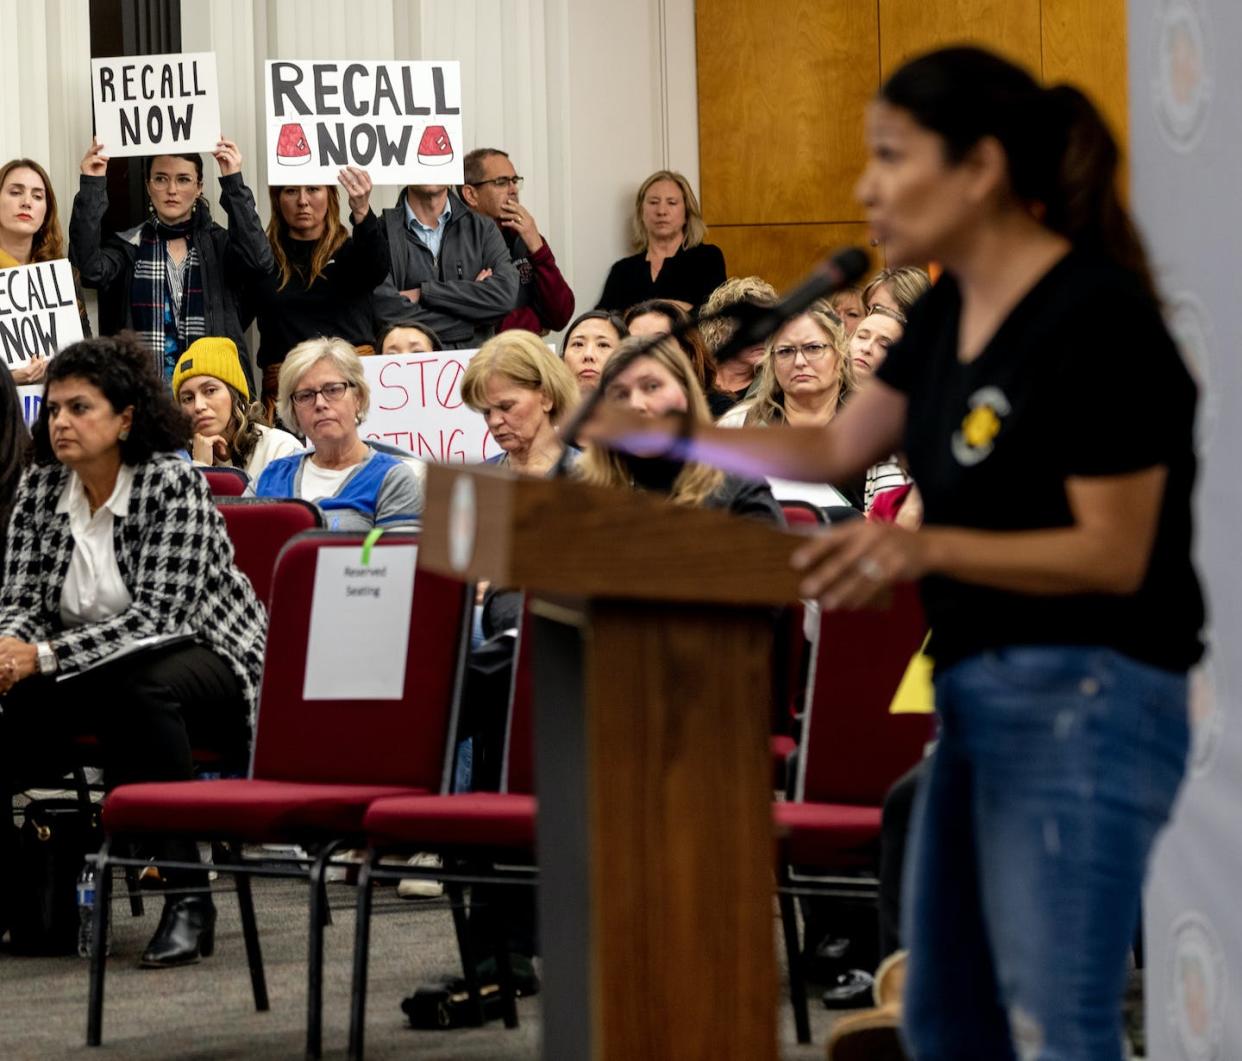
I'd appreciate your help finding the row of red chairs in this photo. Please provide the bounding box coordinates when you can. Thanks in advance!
[82,492,928,1056]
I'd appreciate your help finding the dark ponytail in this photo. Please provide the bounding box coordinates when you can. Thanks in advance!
[880,47,1155,298]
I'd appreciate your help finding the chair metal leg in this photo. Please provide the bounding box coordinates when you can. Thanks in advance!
[778,879,812,1045]
[447,880,486,1027]
[86,838,113,1047]
[306,839,346,1060]
[492,910,519,1030]
[235,869,270,1012]
[347,850,378,1061]
[124,866,145,917]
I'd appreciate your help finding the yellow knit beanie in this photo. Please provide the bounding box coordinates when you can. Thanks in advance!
[172,337,250,401]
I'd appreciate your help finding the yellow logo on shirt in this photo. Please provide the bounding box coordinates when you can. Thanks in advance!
[951,386,1011,466]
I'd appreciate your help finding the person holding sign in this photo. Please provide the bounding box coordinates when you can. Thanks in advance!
[172,336,303,480]
[0,157,92,383]
[220,165,390,411]
[253,337,424,530]
[0,333,265,967]
[69,141,255,392]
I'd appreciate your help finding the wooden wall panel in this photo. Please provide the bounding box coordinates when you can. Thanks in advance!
[710,223,878,293]
[1041,0,1129,194]
[877,0,1043,79]
[695,1,878,226]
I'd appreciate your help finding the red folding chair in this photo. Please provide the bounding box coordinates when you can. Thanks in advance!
[87,531,472,1058]
[216,497,323,606]
[198,466,250,496]
[346,604,538,1059]
[774,582,932,1043]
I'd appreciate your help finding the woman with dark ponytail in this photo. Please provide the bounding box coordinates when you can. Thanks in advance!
[583,46,1202,1060]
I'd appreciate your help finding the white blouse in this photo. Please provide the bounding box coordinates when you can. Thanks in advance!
[57,465,135,627]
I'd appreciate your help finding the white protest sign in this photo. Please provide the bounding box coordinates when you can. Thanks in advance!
[90,52,221,157]
[302,544,418,700]
[359,349,499,464]
[0,260,83,369]
[264,60,463,185]
[17,385,41,429]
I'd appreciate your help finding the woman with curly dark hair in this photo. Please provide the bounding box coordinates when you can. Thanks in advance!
[0,333,266,967]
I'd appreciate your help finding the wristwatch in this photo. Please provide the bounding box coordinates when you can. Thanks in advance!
[36,641,57,676]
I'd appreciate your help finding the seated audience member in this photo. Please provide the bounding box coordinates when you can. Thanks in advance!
[459,148,575,335]
[253,338,424,529]
[221,158,388,410]
[698,276,780,414]
[597,170,726,313]
[0,334,264,967]
[827,285,866,335]
[624,299,719,406]
[1,157,91,383]
[70,140,250,389]
[0,364,30,565]
[848,306,916,514]
[378,320,443,356]
[461,330,579,477]
[718,309,856,510]
[372,181,519,349]
[582,336,783,523]
[862,265,931,317]
[561,310,627,395]
[173,336,303,481]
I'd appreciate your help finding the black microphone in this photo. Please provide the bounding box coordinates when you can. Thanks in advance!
[711,246,870,364]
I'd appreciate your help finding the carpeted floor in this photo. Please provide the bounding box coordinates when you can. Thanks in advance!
[0,876,851,1060]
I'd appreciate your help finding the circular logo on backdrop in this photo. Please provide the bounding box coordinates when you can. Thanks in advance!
[1166,290,1217,453]
[447,474,477,573]
[1168,911,1228,1061]
[1188,654,1224,779]
[1151,0,1213,153]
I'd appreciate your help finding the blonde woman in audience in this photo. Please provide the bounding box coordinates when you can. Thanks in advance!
[850,305,907,380]
[827,285,867,335]
[597,170,726,313]
[581,336,782,522]
[252,337,423,529]
[461,329,579,477]
[560,310,628,395]
[862,264,931,316]
[698,276,779,413]
[174,336,303,481]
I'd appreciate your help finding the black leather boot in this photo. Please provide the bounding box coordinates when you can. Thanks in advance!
[140,894,216,968]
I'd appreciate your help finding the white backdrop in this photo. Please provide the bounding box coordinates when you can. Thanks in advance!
[1134,2,1242,1058]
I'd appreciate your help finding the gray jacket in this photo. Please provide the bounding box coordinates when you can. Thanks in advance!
[372,189,519,349]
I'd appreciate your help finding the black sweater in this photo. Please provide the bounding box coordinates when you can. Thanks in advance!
[220,179,391,368]
[596,243,726,313]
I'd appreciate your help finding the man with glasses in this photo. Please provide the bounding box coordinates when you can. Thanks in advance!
[459,148,575,336]
[372,166,519,349]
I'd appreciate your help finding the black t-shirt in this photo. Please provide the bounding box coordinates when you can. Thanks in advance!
[596,243,726,313]
[875,250,1204,673]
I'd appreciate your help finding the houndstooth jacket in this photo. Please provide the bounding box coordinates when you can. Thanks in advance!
[0,454,266,709]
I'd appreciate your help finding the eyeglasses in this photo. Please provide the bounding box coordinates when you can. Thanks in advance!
[772,342,832,361]
[469,176,524,190]
[148,174,199,189]
[290,381,354,407]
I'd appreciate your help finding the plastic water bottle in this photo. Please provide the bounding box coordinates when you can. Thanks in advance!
[76,863,110,958]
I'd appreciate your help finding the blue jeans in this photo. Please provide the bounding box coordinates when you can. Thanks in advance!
[901,646,1189,1061]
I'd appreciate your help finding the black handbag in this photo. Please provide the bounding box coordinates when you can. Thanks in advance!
[9,797,101,956]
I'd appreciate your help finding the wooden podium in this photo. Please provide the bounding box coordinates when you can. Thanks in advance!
[419,464,808,1060]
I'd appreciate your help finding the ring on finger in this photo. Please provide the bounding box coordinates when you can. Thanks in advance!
[856,556,885,582]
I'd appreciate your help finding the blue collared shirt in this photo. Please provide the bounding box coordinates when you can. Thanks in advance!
[403,194,452,260]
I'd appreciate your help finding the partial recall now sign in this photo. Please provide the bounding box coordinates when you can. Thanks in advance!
[90,52,222,157]
[263,60,463,185]
[0,260,83,368]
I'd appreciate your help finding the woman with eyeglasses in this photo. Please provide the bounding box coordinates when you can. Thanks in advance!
[252,337,424,531]
[69,139,254,391]
[597,170,726,314]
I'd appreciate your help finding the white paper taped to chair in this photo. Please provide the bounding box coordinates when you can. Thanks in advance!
[302,545,417,700]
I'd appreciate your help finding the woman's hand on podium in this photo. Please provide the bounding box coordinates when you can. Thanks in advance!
[792,518,929,610]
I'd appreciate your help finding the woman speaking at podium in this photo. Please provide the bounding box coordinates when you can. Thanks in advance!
[583,46,1202,1061]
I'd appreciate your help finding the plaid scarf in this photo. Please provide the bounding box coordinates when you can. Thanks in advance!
[130,206,207,381]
